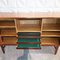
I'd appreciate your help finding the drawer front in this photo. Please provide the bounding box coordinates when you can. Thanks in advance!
[17,38,40,43]
[18,32,40,36]
[17,44,41,49]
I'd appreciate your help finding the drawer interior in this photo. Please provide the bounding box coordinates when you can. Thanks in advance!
[17,38,40,43]
[17,44,40,49]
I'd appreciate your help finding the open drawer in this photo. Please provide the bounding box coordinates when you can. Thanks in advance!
[16,44,41,49]
[17,38,40,44]
[18,32,40,38]
[18,32,40,36]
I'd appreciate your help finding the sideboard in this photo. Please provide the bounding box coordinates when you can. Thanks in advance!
[0,12,60,54]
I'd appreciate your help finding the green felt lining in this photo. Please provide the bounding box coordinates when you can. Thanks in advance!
[17,44,40,48]
[17,38,40,42]
[18,32,40,36]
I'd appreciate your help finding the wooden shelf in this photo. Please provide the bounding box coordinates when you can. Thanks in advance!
[43,23,60,31]
[3,37,17,45]
[0,20,15,28]
[42,31,60,37]
[18,32,40,38]
[15,20,41,32]
[41,37,59,46]
[0,28,16,36]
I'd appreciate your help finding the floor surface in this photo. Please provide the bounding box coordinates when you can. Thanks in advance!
[0,46,60,60]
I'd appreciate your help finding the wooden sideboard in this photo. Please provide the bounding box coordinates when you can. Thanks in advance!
[0,12,60,54]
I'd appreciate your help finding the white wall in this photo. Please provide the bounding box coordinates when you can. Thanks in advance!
[0,0,60,12]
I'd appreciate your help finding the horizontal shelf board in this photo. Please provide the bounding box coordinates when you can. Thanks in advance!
[41,37,59,46]
[41,35,60,37]
[17,44,40,49]
[18,32,40,36]
[17,38,40,43]
[1,35,16,37]
[42,31,60,37]
[43,30,60,31]
[0,26,15,28]
[43,23,60,31]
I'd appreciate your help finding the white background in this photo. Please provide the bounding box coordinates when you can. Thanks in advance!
[0,0,60,12]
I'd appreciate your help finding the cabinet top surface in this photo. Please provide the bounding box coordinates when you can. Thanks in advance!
[0,12,60,18]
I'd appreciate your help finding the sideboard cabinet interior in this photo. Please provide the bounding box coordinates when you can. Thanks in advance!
[0,18,60,54]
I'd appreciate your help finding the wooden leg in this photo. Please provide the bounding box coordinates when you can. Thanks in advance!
[54,46,59,55]
[1,45,5,54]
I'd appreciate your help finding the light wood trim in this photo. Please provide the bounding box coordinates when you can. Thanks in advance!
[0,12,60,18]
[42,31,60,37]
[0,26,15,28]
[41,19,44,34]
[14,19,18,33]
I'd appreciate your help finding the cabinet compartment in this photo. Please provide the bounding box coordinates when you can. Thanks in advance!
[42,19,60,31]
[41,37,59,46]
[43,23,60,31]
[0,28,16,36]
[42,31,60,37]
[2,36,17,45]
[0,20,15,28]
[15,20,42,32]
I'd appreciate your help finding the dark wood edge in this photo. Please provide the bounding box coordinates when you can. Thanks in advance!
[16,48,41,49]
[17,18,42,20]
